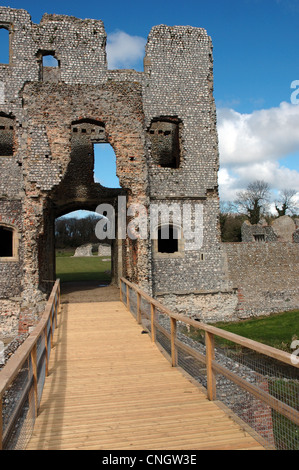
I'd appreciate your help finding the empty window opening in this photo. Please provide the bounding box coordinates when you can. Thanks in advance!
[42,54,59,68]
[94,143,120,188]
[149,118,182,169]
[0,114,15,156]
[254,234,265,242]
[0,226,13,257]
[157,225,179,253]
[39,52,60,82]
[0,27,9,64]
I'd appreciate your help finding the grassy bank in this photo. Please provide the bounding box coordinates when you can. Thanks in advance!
[184,310,298,352]
[213,310,299,351]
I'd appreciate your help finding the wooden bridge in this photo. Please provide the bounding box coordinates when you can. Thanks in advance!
[25,300,264,450]
[1,279,298,450]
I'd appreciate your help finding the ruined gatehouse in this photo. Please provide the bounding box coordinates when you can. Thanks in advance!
[0,7,298,340]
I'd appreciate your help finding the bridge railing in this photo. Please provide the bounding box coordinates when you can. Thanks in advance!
[0,280,60,450]
[120,277,299,450]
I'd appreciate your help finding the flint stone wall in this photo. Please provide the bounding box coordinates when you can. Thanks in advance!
[224,242,299,317]
[73,244,93,257]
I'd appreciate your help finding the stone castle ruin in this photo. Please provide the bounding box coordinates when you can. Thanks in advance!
[242,216,299,243]
[0,7,298,340]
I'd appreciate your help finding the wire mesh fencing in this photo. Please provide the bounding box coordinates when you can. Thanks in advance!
[0,280,60,450]
[120,277,299,451]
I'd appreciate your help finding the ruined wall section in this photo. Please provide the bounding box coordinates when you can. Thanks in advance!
[0,8,149,338]
[142,26,228,297]
[20,80,149,296]
[224,243,299,317]
[33,14,107,85]
[143,25,219,198]
[0,7,39,105]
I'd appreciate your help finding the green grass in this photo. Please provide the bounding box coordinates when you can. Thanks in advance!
[183,310,299,352]
[56,250,111,282]
[212,310,299,351]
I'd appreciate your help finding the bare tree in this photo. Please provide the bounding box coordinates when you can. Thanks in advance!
[235,180,271,224]
[275,189,298,216]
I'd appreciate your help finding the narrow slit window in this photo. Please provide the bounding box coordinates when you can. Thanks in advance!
[0,226,13,257]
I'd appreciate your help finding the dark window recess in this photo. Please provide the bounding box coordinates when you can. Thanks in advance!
[254,234,265,242]
[158,225,178,253]
[0,227,13,257]
[0,116,14,156]
[149,119,181,168]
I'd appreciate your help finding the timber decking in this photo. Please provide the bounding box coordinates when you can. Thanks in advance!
[26,301,265,450]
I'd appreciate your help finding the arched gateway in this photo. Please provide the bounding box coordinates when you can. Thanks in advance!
[0,7,232,339]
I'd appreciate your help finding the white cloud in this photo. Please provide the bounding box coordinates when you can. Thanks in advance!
[217,102,299,165]
[106,31,146,70]
[217,102,299,204]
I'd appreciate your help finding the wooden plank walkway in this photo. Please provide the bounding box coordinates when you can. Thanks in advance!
[26,301,265,450]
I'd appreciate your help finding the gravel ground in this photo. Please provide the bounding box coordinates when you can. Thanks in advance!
[60,281,120,304]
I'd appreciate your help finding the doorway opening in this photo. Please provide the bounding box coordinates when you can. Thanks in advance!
[55,210,112,285]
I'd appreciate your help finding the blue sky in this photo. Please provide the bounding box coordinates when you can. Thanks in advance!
[1,0,299,210]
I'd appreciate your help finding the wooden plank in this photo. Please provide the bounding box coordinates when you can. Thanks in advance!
[26,301,265,451]
[206,332,216,401]
[170,317,177,367]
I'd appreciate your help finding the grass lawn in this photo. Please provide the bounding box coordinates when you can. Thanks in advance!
[213,310,299,351]
[184,310,299,352]
[56,249,111,282]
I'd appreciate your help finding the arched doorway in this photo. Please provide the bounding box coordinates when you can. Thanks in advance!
[21,82,150,304]
[54,209,119,302]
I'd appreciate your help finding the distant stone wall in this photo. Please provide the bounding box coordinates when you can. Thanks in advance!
[98,244,111,256]
[224,242,299,317]
[73,244,93,257]
[242,216,299,243]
